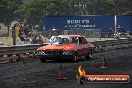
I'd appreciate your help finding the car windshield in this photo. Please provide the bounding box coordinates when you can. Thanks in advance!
[49,37,79,44]
[50,37,69,44]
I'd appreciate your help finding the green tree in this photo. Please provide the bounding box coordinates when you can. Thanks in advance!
[17,0,132,28]
[114,0,132,15]
[66,0,115,15]
[0,0,23,36]
[19,0,73,26]
[70,0,132,15]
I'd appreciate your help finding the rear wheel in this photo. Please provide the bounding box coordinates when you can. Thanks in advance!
[81,56,86,61]
[86,49,93,60]
[86,53,92,60]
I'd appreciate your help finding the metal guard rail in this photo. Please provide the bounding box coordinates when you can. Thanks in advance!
[0,38,132,59]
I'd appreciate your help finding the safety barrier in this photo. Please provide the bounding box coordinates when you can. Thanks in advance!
[92,38,132,52]
[0,39,132,63]
[0,44,47,63]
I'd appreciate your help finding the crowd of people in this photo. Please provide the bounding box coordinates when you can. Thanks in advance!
[18,23,44,44]
[16,23,62,44]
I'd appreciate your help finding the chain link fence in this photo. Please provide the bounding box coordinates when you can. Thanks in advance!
[62,29,101,38]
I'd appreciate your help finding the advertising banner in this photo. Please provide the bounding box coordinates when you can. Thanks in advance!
[42,16,132,32]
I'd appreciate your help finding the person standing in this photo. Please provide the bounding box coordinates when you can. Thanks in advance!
[12,23,17,45]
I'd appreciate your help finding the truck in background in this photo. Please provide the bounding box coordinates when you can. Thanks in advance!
[114,25,130,39]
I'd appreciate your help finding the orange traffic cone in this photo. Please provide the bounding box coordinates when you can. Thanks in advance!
[56,65,67,80]
[100,57,108,68]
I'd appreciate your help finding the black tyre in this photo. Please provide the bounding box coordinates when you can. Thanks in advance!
[40,59,46,63]
[79,76,86,84]
[38,56,46,63]
[86,53,92,60]
[86,49,93,60]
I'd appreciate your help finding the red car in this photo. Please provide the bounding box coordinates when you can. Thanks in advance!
[36,35,94,62]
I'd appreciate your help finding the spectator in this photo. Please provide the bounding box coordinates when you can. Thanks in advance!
[19,30,26,41]
[31,35,44,44]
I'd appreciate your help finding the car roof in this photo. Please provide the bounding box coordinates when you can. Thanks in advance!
[57,35,81,37]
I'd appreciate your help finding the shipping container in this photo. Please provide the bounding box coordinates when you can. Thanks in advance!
[42,16,132,38]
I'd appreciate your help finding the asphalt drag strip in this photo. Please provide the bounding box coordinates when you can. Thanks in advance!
[0,48,132,88]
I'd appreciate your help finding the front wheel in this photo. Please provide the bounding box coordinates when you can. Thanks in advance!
[40,59,46,63]
[38,56,46,63]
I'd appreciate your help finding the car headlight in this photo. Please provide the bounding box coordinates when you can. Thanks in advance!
[36,50,45,55]
[62,50,72,55]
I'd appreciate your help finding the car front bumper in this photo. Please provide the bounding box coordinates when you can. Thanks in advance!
[35,54,74,60]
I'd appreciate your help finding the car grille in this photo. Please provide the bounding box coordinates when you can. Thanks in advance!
[36,50,45,55]
[45,50,62,55]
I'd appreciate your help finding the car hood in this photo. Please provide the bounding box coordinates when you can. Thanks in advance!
[37,43,77,51]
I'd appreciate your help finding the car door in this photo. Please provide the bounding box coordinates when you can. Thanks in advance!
[76,37,87,56]
[80,37,89,55]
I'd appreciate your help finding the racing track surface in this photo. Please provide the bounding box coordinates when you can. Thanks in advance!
[0,48,132,88]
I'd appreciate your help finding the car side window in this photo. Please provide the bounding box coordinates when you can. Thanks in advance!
[62,38,69,43]
[79,37,88,44]
[72,37,78,44]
